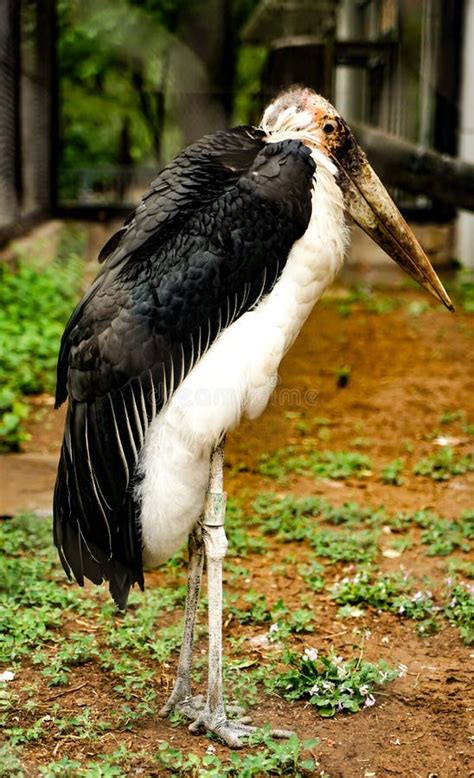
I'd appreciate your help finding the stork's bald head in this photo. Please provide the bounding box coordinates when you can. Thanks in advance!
[261,86,357,165]
[261,86,453,311]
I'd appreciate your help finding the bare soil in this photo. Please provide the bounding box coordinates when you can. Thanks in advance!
[2,284,474,777]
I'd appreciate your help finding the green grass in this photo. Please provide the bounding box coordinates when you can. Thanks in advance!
[0,224,85,451]
[380,458,405,485]
[257,447,372,482]
[2,496,472,773]
[413,447,474,481]
[228,592,315,637]
[250,493,379,563]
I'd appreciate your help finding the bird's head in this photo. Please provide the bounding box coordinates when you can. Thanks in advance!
[262,87,453,311]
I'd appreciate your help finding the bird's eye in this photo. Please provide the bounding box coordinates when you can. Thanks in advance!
[323,122,335,133]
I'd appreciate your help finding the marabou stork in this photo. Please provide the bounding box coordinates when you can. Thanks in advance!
[54,87,453,747]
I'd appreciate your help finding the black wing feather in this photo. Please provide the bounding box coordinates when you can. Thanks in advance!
[54,126,315,607]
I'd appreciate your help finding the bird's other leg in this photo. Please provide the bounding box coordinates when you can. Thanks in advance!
[159,525,205,718]
[188,442,294,748]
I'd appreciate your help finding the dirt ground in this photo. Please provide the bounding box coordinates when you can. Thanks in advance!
[1,279,473,777]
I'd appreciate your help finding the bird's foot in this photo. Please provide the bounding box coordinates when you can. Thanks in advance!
[188,708,294,749]
[159,690,205,719]
[160,687,245,721]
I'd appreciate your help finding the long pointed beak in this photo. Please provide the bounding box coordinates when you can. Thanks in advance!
[340,155,454,311]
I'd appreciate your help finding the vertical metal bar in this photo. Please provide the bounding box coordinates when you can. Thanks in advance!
[0,0,21,230]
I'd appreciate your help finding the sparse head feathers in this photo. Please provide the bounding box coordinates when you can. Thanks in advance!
[261,86,356,175]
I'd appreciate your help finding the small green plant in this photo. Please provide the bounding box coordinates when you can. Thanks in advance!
[0,744,24,778]
[419,512,472,557]
[154,732,317,776]
[380,459,404,485]
[257,448,372,482]
[274,648,398,717]
[0,225,85,450]
[297,560,326,592]
[444,583,474,644]
[330,572,439,634]
[413,447,474,481]
[440,409,465,425]
[330,571,410,610]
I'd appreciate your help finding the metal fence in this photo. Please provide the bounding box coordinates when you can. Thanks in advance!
[0,0,467,240]
[0,0,55,243]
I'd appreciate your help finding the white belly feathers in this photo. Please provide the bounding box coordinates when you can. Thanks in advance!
[136,155,348,567]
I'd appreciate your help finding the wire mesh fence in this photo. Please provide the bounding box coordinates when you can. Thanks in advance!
[0,0,55,243]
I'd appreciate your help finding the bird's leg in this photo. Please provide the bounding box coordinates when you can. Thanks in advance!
[159,525,205,717]
[188,442,294,748]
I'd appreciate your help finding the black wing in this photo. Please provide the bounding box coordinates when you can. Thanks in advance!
[54,126,315,608]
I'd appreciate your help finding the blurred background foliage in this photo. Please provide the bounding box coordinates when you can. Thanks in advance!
[58,0,265,199]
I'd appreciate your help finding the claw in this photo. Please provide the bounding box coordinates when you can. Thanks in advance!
[188,712,294,749]
[160,692,205,719]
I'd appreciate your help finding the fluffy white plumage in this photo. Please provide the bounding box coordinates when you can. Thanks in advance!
[137,146,348,567]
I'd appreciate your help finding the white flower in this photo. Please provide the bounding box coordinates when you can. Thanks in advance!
[359,684,370,696]
[322,680,334,691]
[268,623,279,634]
[340,686,354,697]
[0,671,15,683]
[205,745,216,755]
[309,684,319,695]
[303,647,318,662]
[364,694,376,707]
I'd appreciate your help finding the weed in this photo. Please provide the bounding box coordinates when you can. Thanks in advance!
[330,571,410,610]
[274,648,398,717]
[330,572,440,633]
[251,493,379,562]
[252,493,326,540]
[413,447,474,480]
[447,559,474,579]
[228,592,315,637]
[34,633,98,686]
[444,583,474,644]
[380,459,405,485]
[0,744,23,778]
[419,512,472,557]
[310,529,378,564]
[0,225,85,450]
[322,502,385,527]
[440,410,465,425]
[226,499,267,557]
[297,560,326,592]
[257,448,372,482]
[154,732,317,776]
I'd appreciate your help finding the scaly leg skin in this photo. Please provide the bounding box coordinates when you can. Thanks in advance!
[188,442,295,748]
[159,526,205,718]
[159,502,246,721]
